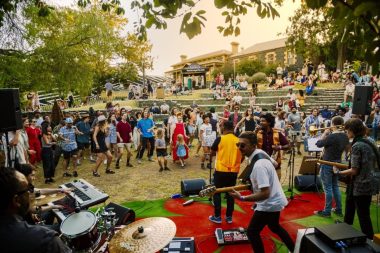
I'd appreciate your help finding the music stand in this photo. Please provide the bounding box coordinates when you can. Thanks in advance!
[306,137,323,193]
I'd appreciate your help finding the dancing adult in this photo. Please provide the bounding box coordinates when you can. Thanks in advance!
[59,118,82,177]
[234,108,256,134]
[26,119,41,165]
[314,116,349,217]
[230,132,294,253]
[209,121,242,224]
[170,113,189,163]
[199,114,215,169]
[92,115,114,177]
[75,114,91,165]
[41,126,56,184]
[137,111,155,163]
[228,105,242,132]
[116,113,134,168]
[338,119,378,239]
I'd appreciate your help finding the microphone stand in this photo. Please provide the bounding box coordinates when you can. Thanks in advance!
[286,134,309,204]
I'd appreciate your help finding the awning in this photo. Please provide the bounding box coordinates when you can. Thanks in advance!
[181,63,209,74]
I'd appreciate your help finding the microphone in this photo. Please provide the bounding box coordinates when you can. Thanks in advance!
[183,199,194,206]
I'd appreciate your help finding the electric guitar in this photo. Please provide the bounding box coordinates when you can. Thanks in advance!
[199,184,251,198]
[305,159,351,184]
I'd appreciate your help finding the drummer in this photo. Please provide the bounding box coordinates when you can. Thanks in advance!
[16,164,71,231]
[0,166,71,252]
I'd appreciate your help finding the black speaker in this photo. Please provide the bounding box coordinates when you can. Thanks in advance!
[352,86,373,115]
[294,175,322,192]
[181,178,206,196]
[105,202,135,225]
[0,89,23,132]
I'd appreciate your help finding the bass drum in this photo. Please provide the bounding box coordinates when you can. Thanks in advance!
[60,211,99,251]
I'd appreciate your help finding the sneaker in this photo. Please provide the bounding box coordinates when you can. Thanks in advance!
[103,160,107,165]
[126,163,134,167]
[90,157,96,163]
[297,151,302,155]
[48,178,55,183]
[45,179,51,184]
[226,216,233,224]
[209,216,222,224]
[137,159,142,164]
[148,157,155,162]
[73,171,78,177]
[332,208,343,217]
[314,210,331,218]
[164,167,171,171]
[63,172,72,177]
[93,171,100,177]
[76,160,81,165]
[201,163,205,169]
[159,167,164,172]
[115,163,120,169]
[105,169,115,174]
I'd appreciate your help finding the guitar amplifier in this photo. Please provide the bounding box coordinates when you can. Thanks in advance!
[161,237,195,253]
[215,227,250,245]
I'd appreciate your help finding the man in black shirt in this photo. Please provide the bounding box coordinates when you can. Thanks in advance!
[0,167,71,253]
[315,116,349,217]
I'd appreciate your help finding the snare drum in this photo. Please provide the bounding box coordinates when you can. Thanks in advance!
[60,211,99,251]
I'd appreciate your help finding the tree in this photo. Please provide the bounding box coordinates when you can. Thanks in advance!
[236,59,265,76]
[0,3,151,96]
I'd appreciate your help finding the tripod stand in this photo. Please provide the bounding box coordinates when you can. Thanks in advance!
[286,134,309,203]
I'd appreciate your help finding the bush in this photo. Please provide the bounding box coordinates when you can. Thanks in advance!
[251,72,267,83]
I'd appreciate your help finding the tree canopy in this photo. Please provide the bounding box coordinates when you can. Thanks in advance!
[0,2,152,96]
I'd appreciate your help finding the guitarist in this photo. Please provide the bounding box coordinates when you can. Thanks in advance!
[314,116,349,218]
[230,131,294,253]
[255,113,289,179]
[208,121,242,224]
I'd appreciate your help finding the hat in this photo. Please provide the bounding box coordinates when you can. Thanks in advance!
[81,113,90,118]
[98,115,106,122]
[65,118,73,124]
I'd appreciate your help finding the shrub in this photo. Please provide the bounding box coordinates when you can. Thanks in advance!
[251,72,267,83]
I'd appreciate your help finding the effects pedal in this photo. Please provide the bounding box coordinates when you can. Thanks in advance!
[215,227,249,245]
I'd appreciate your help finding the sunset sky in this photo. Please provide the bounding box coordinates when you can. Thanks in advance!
[50,0,301,75]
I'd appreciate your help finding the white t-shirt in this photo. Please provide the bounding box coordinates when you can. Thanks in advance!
[248,149,288,212]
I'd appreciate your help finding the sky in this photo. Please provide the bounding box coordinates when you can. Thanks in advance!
[49,0,301,75]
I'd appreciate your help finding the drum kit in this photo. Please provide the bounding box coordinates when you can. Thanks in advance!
[59,208,176,253]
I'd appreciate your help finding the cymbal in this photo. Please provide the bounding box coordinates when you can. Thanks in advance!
[109,217,176,253]
[31,193,66,206]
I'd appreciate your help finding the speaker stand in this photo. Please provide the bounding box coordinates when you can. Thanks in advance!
[4,132,12,167]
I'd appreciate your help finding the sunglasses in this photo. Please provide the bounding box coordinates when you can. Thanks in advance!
[236,143,246,148]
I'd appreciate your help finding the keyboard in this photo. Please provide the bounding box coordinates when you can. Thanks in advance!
[49,179,109,220]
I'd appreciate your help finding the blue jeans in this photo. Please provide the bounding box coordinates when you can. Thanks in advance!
[372,124,378,141]
[320,164,342,214]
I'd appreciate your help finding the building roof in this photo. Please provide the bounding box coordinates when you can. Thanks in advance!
[171,50,232,67]
[232,38,287,58]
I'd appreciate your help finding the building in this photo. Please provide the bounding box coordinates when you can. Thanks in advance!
[165,38,303,83]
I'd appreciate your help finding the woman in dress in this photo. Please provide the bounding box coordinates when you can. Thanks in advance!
[92,115,114,177]
[234,108,256,134]
[297,90,305,109]
[199,114,215,169]
[41,126,56,183]
[26,118,42,165]
[170,113,189,163]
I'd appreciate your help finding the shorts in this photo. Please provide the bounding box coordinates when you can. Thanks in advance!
[77,142,90,150]
[63,149,78,159]
[117,143,132,151]
[187,125,196,134]
[156,149,168,157]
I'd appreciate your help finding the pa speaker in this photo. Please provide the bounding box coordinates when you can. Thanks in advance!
[294,175,322,192]
[0,89,22,132]
[352,86,373,115]
[105,202,135,226]
[181,178,206,196]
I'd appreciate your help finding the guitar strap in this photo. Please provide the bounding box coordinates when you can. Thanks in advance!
[239,153,269,184]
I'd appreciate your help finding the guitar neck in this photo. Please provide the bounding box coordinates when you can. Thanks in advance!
[214,184,251,194]
[317,159,349,169]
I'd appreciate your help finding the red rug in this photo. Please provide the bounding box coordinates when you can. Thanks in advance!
[159,192,324,253]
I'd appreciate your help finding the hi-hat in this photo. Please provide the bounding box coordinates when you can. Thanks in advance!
[32,193,66,206]
[108,217,176,253]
